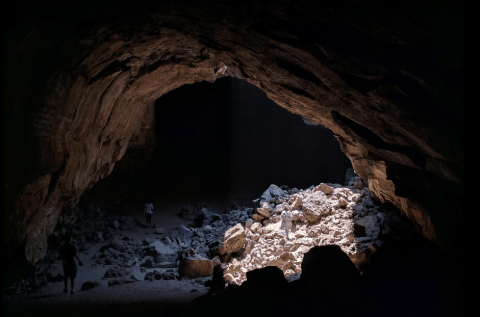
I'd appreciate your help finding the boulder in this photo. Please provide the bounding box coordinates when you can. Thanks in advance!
[249,222,262,233]
[252,214,264,222]
[183,255,215,279]
[301,245,360,291]
[218,224,247,255]
[256,208,271,218]
[243,266,288,293]
[140,256,154,268]
[302,191,332,222]
[290,196,302,210]
[314,183,334,195]
[338,198,348,208]
[245,219,253,229]
[142,240,178,263]
[81,281,99,291]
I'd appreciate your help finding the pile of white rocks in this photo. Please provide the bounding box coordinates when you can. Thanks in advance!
[220,179,395,285]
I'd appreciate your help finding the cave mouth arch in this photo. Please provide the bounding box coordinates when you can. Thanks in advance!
[93,76,352,213]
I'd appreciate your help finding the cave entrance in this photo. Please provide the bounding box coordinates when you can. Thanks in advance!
[140,77,352,211]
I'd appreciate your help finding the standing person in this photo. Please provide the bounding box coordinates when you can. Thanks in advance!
[60,232,83,295]
[280,208,293,239]
[145,202,154,227]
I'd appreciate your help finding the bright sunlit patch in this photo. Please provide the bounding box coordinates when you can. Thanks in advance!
[222,181,387,285]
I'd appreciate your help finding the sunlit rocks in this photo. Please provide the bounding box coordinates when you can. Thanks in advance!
[218,224,247,255]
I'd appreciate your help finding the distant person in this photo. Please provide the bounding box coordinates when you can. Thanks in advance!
[59,232,83,295]
[145,202,154,227]
[280,208,293,239]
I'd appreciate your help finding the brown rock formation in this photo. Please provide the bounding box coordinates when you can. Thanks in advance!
[4,0,463,266]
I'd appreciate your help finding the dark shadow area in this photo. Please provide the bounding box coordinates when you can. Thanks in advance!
[91,77,351,212]
[173,239,449,317]
[152,77,351,204]
[3,240,455,317]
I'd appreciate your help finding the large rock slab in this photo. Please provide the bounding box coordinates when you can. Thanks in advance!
[302,191,333,222]
[256,208,271,218]
[183,255,214,279]
[142,240,178,263]
[218,224,247,255]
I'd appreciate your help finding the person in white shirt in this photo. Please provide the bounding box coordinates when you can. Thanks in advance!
[144,202,154,227]
[280,209,293,239]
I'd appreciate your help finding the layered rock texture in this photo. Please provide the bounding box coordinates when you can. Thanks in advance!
[4,0,463,269]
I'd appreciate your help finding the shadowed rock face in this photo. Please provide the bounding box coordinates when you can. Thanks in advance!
[4,0,463,265]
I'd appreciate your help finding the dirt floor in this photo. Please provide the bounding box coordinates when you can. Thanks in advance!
[4,209,212,317]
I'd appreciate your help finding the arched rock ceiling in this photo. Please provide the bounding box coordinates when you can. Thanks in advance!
[4,0,463,264]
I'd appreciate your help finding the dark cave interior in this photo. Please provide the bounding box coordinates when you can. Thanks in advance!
[92,77,352,211]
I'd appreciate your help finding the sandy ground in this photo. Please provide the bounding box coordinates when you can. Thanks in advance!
[4,209,211,317]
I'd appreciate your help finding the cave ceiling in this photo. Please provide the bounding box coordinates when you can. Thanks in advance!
[4,0,463,264]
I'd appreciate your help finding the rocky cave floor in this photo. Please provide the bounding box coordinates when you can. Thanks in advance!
[4,175,428,317]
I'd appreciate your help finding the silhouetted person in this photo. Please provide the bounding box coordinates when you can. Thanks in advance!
[145,202,154,227]
[59,232,83,295]
[209,264,226,294]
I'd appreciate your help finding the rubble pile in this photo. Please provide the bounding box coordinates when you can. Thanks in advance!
[221,179,400,285]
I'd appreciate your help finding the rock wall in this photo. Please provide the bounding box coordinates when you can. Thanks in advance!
[4,0,463,265]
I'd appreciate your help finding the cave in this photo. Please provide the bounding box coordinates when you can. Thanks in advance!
[90,76,352,211]
[4,1,463,316]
